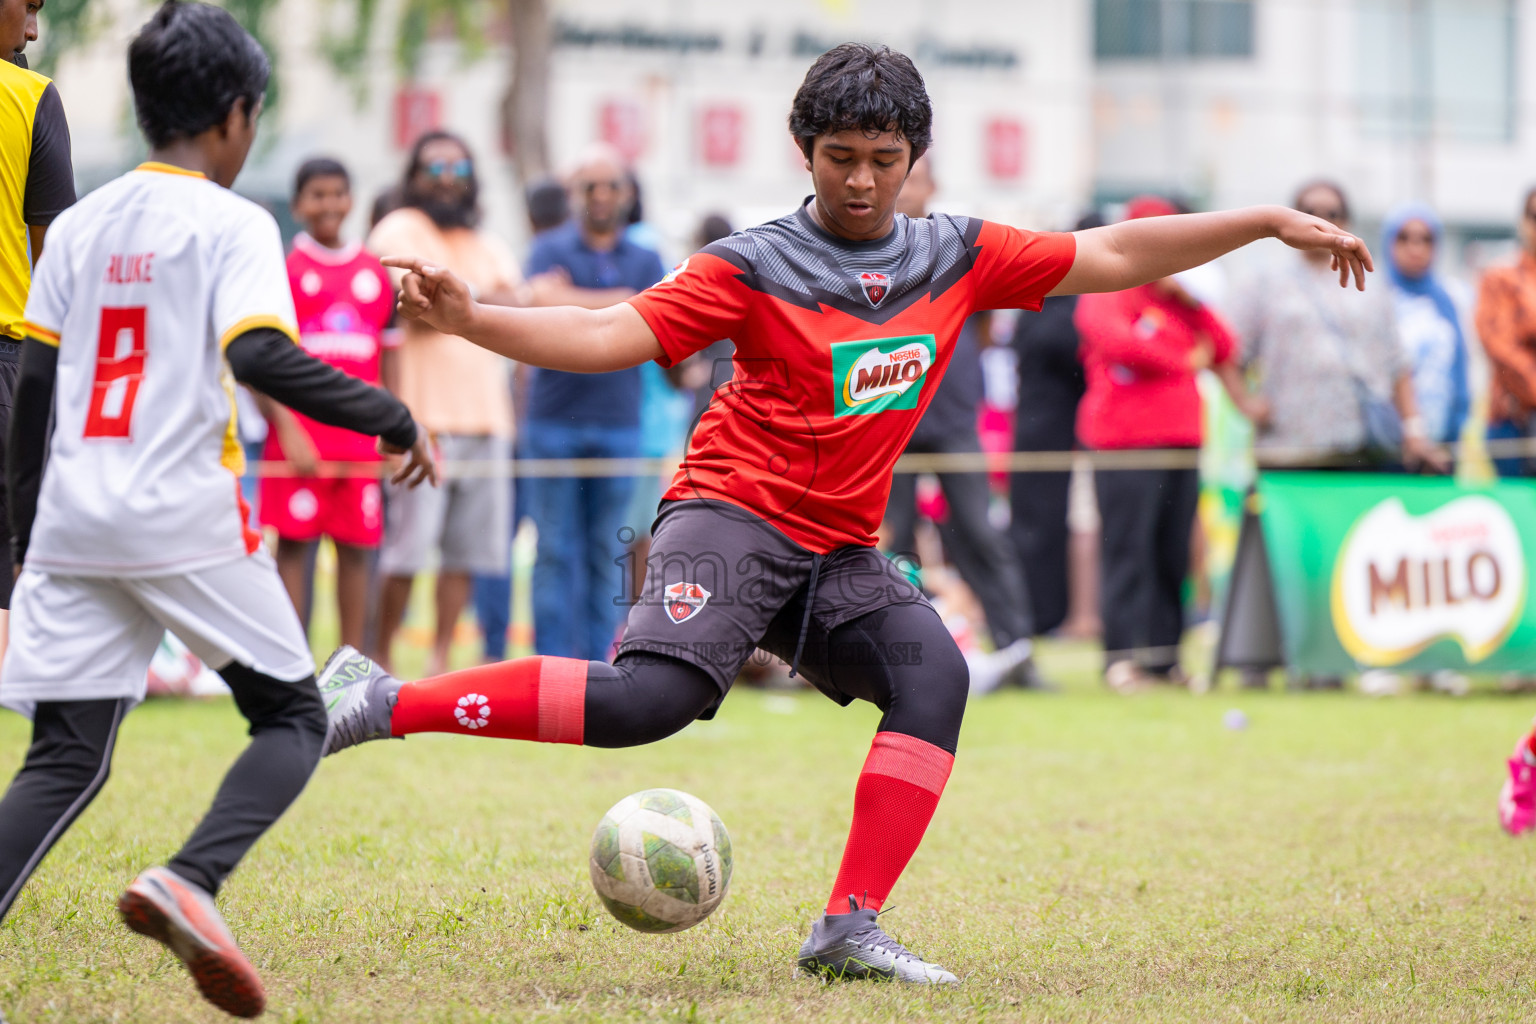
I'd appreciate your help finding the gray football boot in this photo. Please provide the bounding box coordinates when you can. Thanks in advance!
[797,898,958,984]
[317,645,402,756]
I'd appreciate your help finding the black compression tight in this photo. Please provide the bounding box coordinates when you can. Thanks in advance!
[0,698,129,921]
[584,602,968,754]
[0,663,326,921]
[583,654,720,748]
[167,663,327,893]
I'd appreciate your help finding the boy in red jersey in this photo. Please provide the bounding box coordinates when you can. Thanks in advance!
[320,43,1375,983]
[260,158,396,651]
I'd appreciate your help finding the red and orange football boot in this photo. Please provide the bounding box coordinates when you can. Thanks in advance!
[118,866,266,1018]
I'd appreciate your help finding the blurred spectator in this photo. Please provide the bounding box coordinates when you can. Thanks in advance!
[2,7,75,663]
[525,177,569,236]
[370,184,404,229]
[1075,196,1263,692]
[677,214,739,426]
[523,145,665,661]
[258,158,395,652]
[471,176,572,662]
[619,171,689,599]
[368,132,522,673]
[1009,211,1099,639]
[1381,203,1470,453]
[1230,181,1444,473]
[1476,187,1536,478]
[623,170,665,255]
[882,156,1046,695]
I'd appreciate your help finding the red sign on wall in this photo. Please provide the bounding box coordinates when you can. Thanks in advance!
[699,105,744,167]
[394,87,442,150]
[984,118,1027,181]
[601,100,647,162]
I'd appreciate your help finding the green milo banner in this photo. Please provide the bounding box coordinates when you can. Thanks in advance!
[1237,472,1536,675]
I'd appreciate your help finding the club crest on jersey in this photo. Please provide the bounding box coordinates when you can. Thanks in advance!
[664,581,712,624]
[858,272,890,308]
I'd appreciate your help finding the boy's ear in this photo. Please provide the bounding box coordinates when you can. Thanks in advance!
[218,97,248,139]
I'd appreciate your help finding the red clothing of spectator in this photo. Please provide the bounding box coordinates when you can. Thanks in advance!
[1074,284,1236,450]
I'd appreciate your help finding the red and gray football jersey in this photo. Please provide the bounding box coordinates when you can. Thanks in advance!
[627,201,1075,553]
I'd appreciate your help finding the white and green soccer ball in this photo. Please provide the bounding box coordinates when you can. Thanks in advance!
[588,788,733,933]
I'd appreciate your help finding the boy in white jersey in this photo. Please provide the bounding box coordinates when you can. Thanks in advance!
[0,3,433,1018]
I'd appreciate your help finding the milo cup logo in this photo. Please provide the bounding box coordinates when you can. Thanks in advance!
[831,334,936,417]
[1330,495,1527,665]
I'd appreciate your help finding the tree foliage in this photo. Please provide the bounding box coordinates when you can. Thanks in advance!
[37,0,549,180]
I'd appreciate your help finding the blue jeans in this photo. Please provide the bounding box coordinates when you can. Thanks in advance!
[471,435,528,661]
[525,420,640,661]
[1489,418,1527,479]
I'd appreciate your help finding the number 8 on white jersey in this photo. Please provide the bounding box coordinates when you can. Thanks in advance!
[21,162,298,577]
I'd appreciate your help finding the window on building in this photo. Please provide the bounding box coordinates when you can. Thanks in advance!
[1095,0,1255,60]
[1357,0,1515,144]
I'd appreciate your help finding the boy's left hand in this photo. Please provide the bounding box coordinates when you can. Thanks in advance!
[1271,209,1374,290]
[379,430,438,489]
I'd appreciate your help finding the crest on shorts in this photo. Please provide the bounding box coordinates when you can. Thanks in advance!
[858,272,890,308]
[664,581,712,624]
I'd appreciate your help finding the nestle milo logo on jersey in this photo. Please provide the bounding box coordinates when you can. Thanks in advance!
[831,335,937,417]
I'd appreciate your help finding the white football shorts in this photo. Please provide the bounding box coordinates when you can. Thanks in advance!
[0,550,315,718]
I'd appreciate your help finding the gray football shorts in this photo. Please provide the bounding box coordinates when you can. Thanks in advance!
[379,433,511,576]
[615,499,931,708]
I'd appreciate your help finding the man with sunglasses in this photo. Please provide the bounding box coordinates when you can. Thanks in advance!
[367,131,522,673]
[519,144,665,662]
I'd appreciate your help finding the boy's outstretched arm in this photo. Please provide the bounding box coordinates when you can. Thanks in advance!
[1049,206,1374,297]
[383,257,664,372]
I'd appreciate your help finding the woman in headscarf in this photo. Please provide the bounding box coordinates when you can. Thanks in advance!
[1382,203,1471,459]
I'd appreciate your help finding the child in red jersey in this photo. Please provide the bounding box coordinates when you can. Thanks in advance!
[322,43,1377,984]
[259,158,397,651]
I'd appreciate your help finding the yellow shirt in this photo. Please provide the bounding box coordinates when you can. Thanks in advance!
[0,60,55,342]
[366,207,519,437]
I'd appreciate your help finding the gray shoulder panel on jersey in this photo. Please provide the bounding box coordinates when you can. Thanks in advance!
[705,207,982,325]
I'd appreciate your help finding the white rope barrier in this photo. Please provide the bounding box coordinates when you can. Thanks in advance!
[248,435,1536,480]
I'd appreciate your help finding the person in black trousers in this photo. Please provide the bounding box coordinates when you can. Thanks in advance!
[1009,213,1098,638]
[883,157,1046,694]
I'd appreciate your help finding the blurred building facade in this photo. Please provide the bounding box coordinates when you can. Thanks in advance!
[42,0,1536,254]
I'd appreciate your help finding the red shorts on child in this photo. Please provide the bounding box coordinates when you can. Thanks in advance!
[259,474,383,548]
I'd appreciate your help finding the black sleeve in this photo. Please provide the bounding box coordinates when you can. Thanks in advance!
[8,338,59,564]
[24,83,75,227]
[225,328,418,451]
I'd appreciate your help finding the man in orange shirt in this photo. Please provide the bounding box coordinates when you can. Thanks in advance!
[1476,186,1536,478]
[367,132,521,673]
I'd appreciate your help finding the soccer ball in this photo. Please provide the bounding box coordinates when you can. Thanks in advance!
[588,788,732,933]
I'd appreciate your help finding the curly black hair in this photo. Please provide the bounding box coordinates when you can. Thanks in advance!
[788,44,933,165]
[129,1,270,149]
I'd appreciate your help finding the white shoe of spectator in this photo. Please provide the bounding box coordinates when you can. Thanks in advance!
[1359,670,1405,697]
[1428,670,1471,697]
[967,639,1033,698]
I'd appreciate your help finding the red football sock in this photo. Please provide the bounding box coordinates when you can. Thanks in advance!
[390,656,586,744]
[1522,728,1536,766]
[825,731,955,915]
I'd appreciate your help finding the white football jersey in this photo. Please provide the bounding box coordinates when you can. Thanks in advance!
[21,162,298,576]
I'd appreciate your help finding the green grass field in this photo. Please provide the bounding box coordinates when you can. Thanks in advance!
[4,636,1536,1023]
